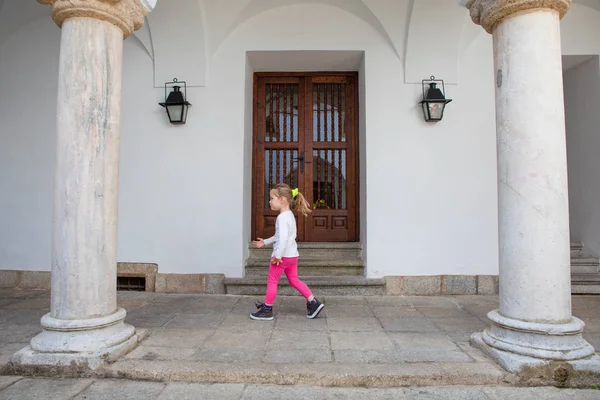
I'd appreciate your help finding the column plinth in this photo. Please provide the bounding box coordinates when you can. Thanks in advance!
[465,0,600,380]
[12,0,149,372]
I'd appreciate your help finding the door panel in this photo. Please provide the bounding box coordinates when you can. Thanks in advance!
[253,73,357,242]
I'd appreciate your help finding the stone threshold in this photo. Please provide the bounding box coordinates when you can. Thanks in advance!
[6,359,509,388]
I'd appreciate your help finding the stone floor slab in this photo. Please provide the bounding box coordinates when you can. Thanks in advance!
[73,380,166,400]
[415,307,473,318]
[395,349,475,363]
[275,315,328,331]
[269,330,330,350]
[0,376,22,390]
[194,348,266,363]
[125,345,198,361]
[164,313,225,329]
[242,384,325,400]
[371,306,422,318]
[204,329,267,350]
[330,331,394,351]
[157,382,245,400]
[1,377,93,400]
[322,305,374,318]
[333,350,398,363]
[143,328,213,347]
[264,349,332,363]
[324,387,408,399]
[327,317,383,331]
[378,317,440,333]
[403,386,488,399]
[388,332,461,351]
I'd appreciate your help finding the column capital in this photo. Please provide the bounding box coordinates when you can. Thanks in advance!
[37,0,148,38]
[465,0,571,33]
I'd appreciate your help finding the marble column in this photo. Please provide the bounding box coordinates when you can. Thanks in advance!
[12,0,154,370]
[464,0,599,376]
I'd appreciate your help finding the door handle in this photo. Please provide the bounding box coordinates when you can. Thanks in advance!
[294,152,305,173]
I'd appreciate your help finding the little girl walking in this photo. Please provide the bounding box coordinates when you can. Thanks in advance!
[250,183,325,321]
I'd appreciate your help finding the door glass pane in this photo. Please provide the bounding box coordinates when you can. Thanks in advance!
[313,83,346,143]
[264,150,299,208]
[312,149,346,210]
[265,84,299,142]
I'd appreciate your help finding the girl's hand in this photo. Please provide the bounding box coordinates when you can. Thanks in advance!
[252,238,265,248]
[271,257,282,265]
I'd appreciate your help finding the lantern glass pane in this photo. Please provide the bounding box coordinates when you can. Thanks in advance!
[427,102,444,120]
[422,103,430,120]
[167,104,184,123]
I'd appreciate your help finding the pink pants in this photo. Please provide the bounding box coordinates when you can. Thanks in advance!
[265,257,313,305]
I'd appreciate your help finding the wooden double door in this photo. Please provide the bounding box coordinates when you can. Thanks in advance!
[252,73,358,242]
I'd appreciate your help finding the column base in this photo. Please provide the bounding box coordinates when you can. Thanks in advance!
[470,309,600,384]
[10,308,142,372]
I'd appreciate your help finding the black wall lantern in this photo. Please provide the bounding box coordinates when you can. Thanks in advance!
[419,76,452,122]
[159,78,192,124]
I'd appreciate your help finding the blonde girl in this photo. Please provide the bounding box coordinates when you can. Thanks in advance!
[251,183,324,320]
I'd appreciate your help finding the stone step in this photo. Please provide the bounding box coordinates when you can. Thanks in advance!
[571,241,584,257]
[104,359,506,387]
[571,273,600,294]
[571,258,600,275]
[248,242,362,260]
[245,258,364,277]
[224,276,385,296]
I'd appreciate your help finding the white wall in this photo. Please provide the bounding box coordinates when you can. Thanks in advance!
[564,56,600,256]
[1,0,598,278]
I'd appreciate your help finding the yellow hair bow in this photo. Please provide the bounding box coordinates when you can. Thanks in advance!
[291,188,299,198]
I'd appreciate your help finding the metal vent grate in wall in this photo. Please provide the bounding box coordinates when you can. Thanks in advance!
[117,276,146,291]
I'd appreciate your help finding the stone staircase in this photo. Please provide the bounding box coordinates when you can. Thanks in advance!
[224,242,386,296]
[571,241,600,294]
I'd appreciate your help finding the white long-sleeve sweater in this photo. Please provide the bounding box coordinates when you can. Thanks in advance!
[264,210,299,259]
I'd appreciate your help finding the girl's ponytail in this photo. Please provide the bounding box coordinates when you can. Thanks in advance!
[292,191,312,217]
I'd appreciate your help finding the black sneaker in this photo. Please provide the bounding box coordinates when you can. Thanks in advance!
[250,301,274,321]
[306,298,324,319]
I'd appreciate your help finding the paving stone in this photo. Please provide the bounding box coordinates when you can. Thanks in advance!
[481,386,568,399]
[0,324,41,344]
[204,329,267,350]
[124,312,175,328]
[378,317,440,333]
[324,387,407,399]
[219,315,275,332]
[333,350,397,363]
[164,313,224,329]
[330,331,394,351]
[580,317,600,332]
[125,345,198,361]
[327,317,383,331]
[143,328,213,347]
[388,332,460,351]
[371,307,422,318]
[194,348,265,363]
[0,376,22,390]
[456,342,491,363]
[242,384,325,400]
[157,382,245,400]
[269,330,330,350]
[275,315,328,331]
[4,310,45,326]
[264,349,332,363]
[0,343,29,366]
[74,380,166,400]
[364,296,415,307]
[415,307,473,318]
[431,317,487,333]
[403,386,487,399]
[407,297,457,308]
[322,296,368,305]
[4,297,50,310]
[395,349,474,363]
[322,305,374,318]
[2,377,93,400]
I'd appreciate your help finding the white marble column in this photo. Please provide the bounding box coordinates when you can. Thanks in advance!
[464,0,599,376]
[12,0,154,370]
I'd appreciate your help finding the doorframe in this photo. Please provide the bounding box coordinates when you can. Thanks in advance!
[251,71,361,242]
